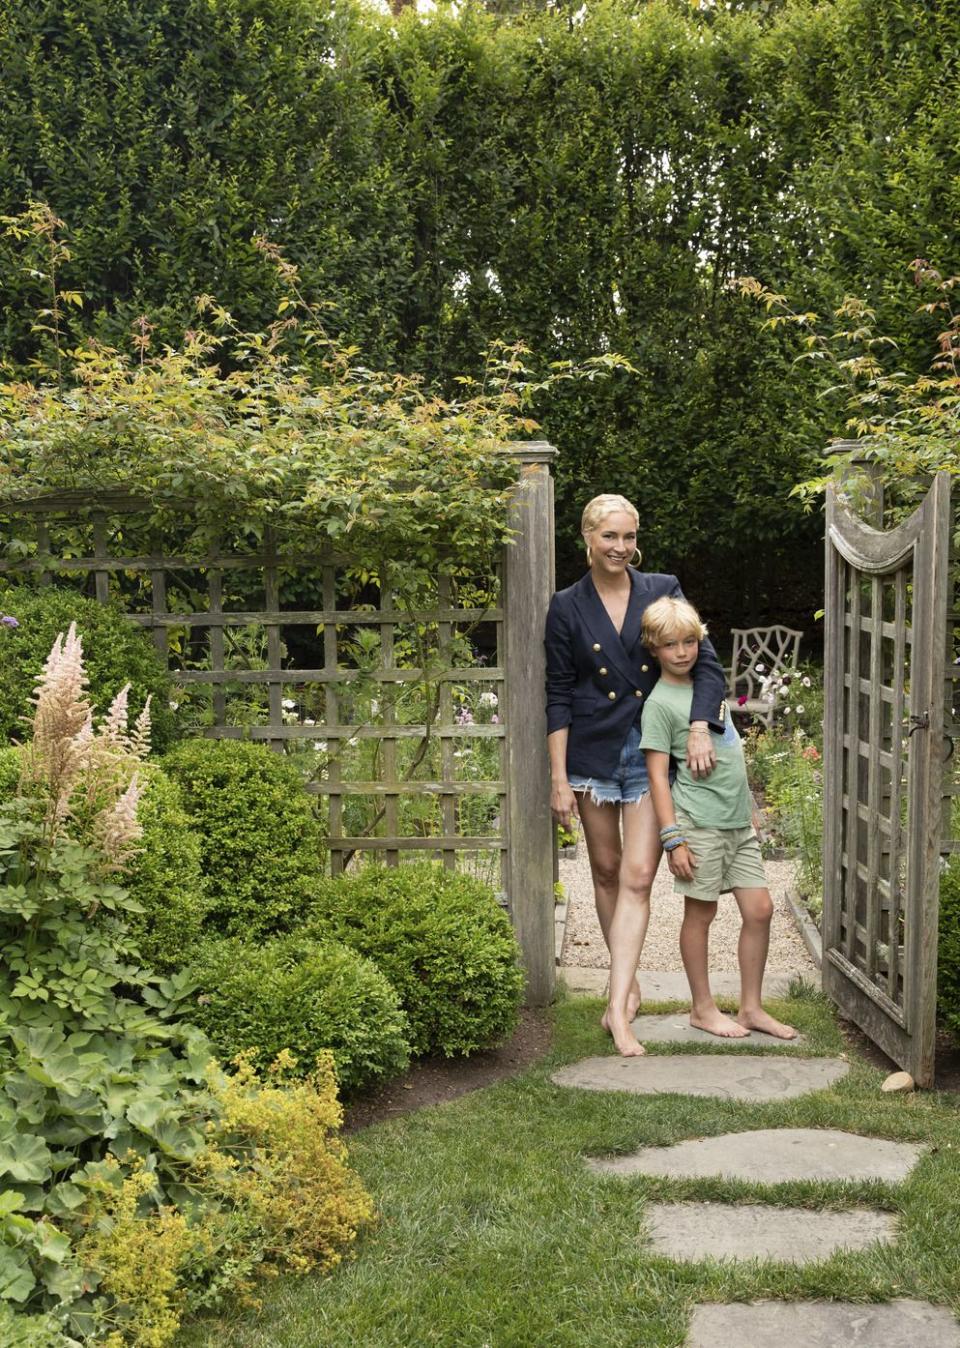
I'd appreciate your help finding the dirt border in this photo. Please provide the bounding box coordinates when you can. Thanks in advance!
[343,1007,554,1132]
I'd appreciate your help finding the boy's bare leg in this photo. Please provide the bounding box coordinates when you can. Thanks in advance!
[579,794,642,1021]
[603,794,660,1056]
[733,886,797,1039]
[680,896,750,1037]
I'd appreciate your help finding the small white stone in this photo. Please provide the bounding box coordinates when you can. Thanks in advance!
[881,1070,915,1093]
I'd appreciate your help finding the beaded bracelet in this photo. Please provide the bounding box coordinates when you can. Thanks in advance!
[663,837,687,852]
[659,824,683,839]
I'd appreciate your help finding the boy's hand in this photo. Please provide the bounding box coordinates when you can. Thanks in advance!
[551,781,580,830]
[667,842,697,881]
[686,725,716,779]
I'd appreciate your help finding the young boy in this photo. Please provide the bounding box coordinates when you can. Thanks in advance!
[639,596,796,1040]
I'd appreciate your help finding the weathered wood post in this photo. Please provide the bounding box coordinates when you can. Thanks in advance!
[503,442,557,1006]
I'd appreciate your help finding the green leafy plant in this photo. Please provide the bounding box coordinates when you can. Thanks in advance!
[0,623,372,1344]
[186,935,412,1094]
[306,862,524,1057]
[0,585,175,751]
[161,738,326,937]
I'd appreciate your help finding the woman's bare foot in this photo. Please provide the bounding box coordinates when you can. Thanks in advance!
[690,1007,751,1038]
[737,1008,797,1039]
[601,978,642,1032]
[602,1007,646,1056]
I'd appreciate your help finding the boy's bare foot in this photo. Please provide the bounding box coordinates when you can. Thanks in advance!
[737,1009,797,1039]
[604,1009,647,1056]
[690,1008,751,1038]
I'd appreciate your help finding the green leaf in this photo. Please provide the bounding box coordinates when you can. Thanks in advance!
[0,1245,36,1303]
[0,1133,53,1184]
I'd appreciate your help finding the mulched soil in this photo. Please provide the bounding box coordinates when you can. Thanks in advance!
[837,1016,960,1092]
[343,1007,554,1133]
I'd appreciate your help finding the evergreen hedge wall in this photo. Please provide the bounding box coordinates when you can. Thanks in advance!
[2,0,957,624]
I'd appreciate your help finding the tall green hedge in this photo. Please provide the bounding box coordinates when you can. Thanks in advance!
[3,0,960,620]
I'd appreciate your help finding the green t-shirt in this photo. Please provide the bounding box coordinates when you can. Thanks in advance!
[640,680,752,829]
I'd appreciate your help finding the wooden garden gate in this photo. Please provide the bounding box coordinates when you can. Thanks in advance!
[823,460,953,1087]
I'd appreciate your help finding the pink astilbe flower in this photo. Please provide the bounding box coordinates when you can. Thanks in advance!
[130,695,152,759]
[93,772,144,873]
[21,623,93,830]
[100,683,132,748]
[19,624,152,862]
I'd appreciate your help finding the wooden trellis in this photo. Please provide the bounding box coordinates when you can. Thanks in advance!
[0,445,557,1002]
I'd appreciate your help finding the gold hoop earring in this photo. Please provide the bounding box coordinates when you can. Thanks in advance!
[632,548,642,566]
[586,545,593,566]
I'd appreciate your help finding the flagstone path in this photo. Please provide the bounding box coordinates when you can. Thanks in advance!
[553,852,959,1346]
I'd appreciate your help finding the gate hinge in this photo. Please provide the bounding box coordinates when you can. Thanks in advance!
[909,712,930,736]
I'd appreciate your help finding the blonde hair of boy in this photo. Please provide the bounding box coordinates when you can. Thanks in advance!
[641,596,708,651]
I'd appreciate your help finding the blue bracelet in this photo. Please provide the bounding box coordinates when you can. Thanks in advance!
[663,838,687,852]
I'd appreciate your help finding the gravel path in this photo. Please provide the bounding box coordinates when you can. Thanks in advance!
[559,844,816,976]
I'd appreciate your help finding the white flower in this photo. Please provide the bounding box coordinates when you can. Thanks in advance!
[169,699,179,711]
[479,691,499,708]
[302,717,315,727]
[370,698,380,715]
[784,706,793,715]
[282,698,297,710]
[313,740,327,753]
[754,663,766,674]
[802,676,811,688]
[347,734,359,747]
[796,704,805,714]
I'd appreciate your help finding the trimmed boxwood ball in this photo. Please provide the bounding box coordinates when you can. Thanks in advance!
[126,764,209,971]
[306,862,524,1058]
[186,934,412,1094]
[162,738,326,937]
[0,585,176,750]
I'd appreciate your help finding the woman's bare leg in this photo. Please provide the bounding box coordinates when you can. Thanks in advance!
[578,794,641,1019]
[604,794,661,1056]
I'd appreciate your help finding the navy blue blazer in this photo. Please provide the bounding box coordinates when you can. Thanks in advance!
[544,570,727,779]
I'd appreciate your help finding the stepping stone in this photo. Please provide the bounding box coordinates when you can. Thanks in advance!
[552,1054,846,1103]
[645,1201,895,1263]
[688,1299,960,1347]
[559,969,796,1000]
[589,1128,924,1184]
[629,1014,806,1049]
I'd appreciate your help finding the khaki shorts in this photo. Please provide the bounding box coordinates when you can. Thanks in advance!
[672,807,766,902]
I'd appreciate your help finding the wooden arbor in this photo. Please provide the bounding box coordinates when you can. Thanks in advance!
[0,444,558,1005]
[822,446,956,1085]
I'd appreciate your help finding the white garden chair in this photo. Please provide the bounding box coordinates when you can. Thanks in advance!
[727,626,803,728]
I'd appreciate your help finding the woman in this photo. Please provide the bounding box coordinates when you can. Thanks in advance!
[545,494,727,1056]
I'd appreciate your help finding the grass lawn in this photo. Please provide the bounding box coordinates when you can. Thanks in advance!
[177,989,960,1347]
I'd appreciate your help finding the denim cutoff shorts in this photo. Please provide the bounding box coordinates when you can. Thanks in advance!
[568,723,650,806]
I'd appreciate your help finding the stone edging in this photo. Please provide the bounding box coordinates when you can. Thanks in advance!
[784,887,822,968]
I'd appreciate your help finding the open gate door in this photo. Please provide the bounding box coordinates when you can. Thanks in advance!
[822,471,951,1087]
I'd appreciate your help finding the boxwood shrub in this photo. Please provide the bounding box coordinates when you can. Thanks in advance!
[307,862,524,1058]
[126,764,209,971]
[162,738,326,937]
[186,934,412,1094]
[0,584,176,750]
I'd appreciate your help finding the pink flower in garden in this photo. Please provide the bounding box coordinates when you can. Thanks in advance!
[802,745,821,762]
[737,694,748,706]
[455,706,474,727]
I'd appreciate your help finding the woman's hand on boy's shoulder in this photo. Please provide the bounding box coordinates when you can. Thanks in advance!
[686,723,716,778]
